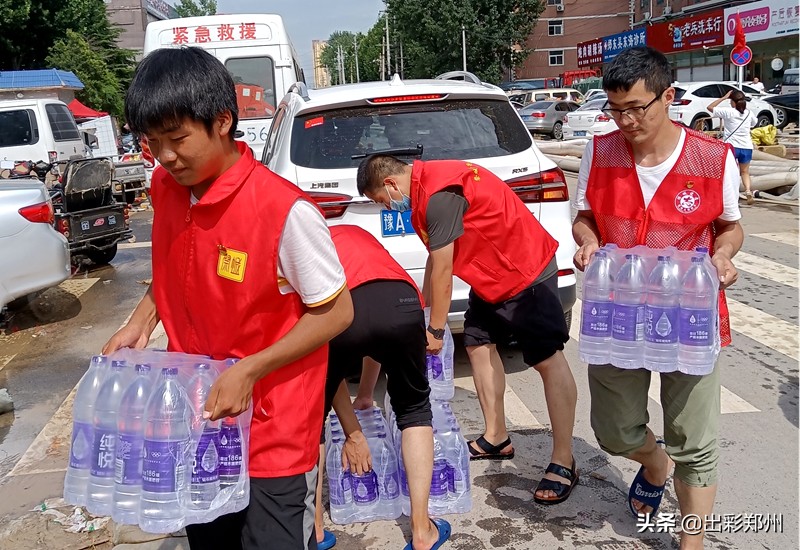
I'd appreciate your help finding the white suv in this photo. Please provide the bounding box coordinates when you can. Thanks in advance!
[262,73,577,331]
[669,81,777,131]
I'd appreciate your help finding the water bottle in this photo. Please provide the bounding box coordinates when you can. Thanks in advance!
[113,363,154,524]
[678,255,717,374]
[429,430,449,507]
[644,256,680,372]
[187,364,220,509]
[373,433,400,518]
[580,250,614,364]
[218,417,242,490]
[64,355,108,506]
[611,254,646,368]
[444,425,470,501]
[424,310,455,401]
[86,360,129,516]
[140,367,190,533]
[326,435,354,524]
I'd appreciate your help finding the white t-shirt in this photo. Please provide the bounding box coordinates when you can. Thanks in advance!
[190,193,346,305]
[574,129,742,222]
[750,81,765,92]
[712,107,757,150]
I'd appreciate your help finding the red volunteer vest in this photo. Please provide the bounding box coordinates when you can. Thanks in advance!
[330,225,424,303]
[586,128,732,346]
[150,142,328,478]
[410,160,558,304]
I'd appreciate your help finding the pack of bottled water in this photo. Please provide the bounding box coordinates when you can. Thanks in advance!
[579,245,721,375]
[424,308,455,401]
[63,349,251,533]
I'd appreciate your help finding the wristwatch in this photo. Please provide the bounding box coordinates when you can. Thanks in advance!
[427,325,445,340]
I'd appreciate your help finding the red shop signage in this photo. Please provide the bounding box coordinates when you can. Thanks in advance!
[647,9,725,54]
[577,38,604,67]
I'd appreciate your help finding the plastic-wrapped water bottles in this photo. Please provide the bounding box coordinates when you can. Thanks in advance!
[371,433,401,518]
[579,249,614,365]
[678,254,718,375]
[139,367,191,534]
[424,308,455,401]
[218,417,242,491]
[326,435,354,524]
[644,256,680,372]
[186,364,221,510]
[64,355,108,506]
[113,363,154,524]
[611,254,647,368]
[87,360,129,516]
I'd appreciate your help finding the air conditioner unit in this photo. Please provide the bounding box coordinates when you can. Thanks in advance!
[556,4,565,12]
[643,11,651,20]
[663,5,672,15]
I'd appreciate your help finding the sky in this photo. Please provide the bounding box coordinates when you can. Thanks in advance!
[217,0,385,86]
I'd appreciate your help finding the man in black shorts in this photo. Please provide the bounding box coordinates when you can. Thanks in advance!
[357,156,579,505]
[315,225,451,550]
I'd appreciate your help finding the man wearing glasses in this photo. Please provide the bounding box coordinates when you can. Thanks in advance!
[572,47,743,549]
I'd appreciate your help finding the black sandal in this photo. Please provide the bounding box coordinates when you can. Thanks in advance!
[533,458,579,505]
[467,435,515,461]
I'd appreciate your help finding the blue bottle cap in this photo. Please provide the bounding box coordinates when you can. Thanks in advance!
[691,256,704,263]
[111,360,126,369]
[695,246,709,253]
[162,366,179,376]
[135,363,151,374]
[225,358,239,366]
[194,362,211,371]
[657,255,670,261]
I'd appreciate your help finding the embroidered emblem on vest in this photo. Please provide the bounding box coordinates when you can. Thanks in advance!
[685,181,694,189]
[217,245,248,283]
[675,189,701,214]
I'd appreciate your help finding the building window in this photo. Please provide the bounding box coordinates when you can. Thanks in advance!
[547,0,560,4]
[549,50,564,66]
[548,20,563,36]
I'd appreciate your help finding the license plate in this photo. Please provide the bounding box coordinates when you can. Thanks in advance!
[574,131,587,137]
[380,209,415,238]
[81,220,90,231]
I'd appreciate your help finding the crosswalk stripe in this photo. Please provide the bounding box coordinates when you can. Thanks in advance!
[726,298,799,361]
[735,251,799,288]
[750,232,799,247]
[453,375,543,433]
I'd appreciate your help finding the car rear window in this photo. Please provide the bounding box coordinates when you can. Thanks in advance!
[579,99,607,111]
[0,109,39,147]
[290,99,532,170]
[673,87,687,100]
[45,103,81,141]
[523,101,552,111]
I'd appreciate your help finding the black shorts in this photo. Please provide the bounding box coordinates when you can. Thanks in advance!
[463,271,569,366]
[322,280,432,438]
[185,469,318,550]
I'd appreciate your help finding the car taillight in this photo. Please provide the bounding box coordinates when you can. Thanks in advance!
[672,99,691,106]
[57,218,70,236]
[48,151,58,163]
[19,201,55,224]
[531,112,546,118]
[595,114,611,122]
[505,167,569,203]
[557,268,574,278]
[307,191,352,219]
[562,115,569,122]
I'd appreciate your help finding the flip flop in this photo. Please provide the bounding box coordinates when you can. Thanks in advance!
[533,457,579,505]
[403,518,451,550]
[468,435,515,461]
[627,465,666,518]
[318,529,336,550]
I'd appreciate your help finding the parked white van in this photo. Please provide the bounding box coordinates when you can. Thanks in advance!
[144,13,304,160]
[0,98,86,163]
[781,68,799,95]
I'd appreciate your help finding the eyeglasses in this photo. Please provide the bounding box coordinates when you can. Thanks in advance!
[601,90,665,121]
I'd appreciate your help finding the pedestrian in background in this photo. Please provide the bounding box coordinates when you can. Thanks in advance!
[708,90,758,204]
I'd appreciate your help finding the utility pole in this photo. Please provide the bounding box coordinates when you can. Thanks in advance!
[400,40,404,79]
[462,26,467,72]
[380,36,386,80]
[384,11,391,77]
[353,35,360,83]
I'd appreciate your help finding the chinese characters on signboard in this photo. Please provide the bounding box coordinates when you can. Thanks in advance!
[723,0,799,45]
[145,0,175,20]
[602,28,647,63]
[646,9,724,53]
[171,23,270,45]
[577,38,604,67]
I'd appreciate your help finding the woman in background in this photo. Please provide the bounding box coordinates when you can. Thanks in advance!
[709,89,758,204]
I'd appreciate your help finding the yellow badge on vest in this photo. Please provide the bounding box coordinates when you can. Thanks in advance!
[217,245,247,283]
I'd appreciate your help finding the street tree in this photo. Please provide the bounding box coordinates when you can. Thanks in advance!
[174,0,217,17]
[318,16,392,86]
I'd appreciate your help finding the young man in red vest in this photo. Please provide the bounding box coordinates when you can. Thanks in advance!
[103,47,354,550]
[572,47,743,549]
[356,157,579,505]
[314,224,450,550]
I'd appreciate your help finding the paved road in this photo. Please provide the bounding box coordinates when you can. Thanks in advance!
[0,177,797,549]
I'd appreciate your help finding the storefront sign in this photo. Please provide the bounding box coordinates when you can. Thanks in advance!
[602,28,647,63]
[577,38,604,67]
[724,0,799,45]
[145,0,176,20]
[646,9,725,53]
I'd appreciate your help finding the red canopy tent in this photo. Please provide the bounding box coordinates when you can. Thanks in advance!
[68,98,107,119]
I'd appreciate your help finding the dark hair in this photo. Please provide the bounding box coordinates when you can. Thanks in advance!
[603,47,672,96]
[356,155,409,195]
[125,47,238,137]
[730,90,747,114]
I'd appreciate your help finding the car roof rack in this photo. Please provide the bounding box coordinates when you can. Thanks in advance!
[435,71,483,85]
[288,81,310,101]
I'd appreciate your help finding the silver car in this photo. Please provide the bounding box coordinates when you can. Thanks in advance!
[519,100,581,140]
[0,178,71,309]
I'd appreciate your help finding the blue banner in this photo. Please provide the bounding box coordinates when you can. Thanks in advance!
[602,28,647,63]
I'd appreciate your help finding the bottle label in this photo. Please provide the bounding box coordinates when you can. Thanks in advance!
[430,459,449,496]
[142,439,187,493]
[399,465,410,497]
[581,300,612,337]
[351,471,378,504]
[329,471,352,506]
[90,428,116,478]
[218,424,242,477]
[115,432,144,485]
[192,430,220,484]
[69,421,93,470]
[679,307,713,346]
[645,305,679,344]
[427,355,444,381]
[381,469,400,500]
[612,304,644,342]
